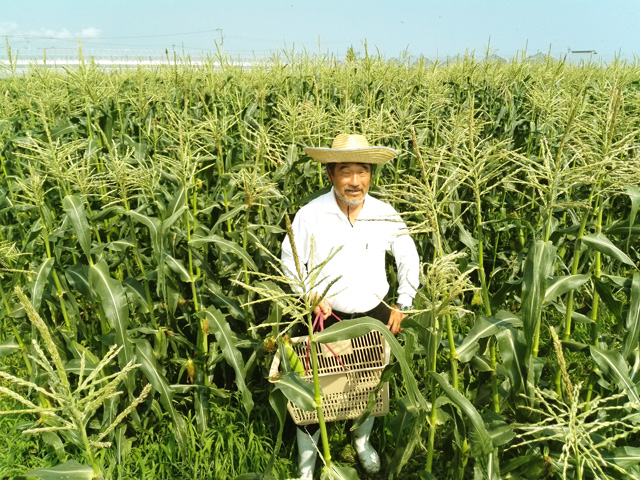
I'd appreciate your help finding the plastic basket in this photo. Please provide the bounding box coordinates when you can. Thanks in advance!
[269,330,390,425]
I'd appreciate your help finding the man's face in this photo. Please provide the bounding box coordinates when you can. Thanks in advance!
[328,162,372,207]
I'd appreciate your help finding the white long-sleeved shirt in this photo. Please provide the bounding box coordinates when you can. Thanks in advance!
[281,187,420,313]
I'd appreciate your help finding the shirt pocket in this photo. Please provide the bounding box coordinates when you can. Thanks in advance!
[361,238,390,273]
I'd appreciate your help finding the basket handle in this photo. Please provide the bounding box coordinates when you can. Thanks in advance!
[305,311,348,374]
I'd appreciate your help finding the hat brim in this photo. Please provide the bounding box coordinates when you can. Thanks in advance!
[303,146,399,164]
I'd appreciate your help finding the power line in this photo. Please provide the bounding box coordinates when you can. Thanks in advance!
[5,28,222,41]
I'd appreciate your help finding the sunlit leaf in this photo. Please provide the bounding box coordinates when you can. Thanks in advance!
[590,346,640,404]
[582,233,635,266]
[32,257,54,313]
[201,307,254,414]
[22,460,95,480]
[62,195,91,262]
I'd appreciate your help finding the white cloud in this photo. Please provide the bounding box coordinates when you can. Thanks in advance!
[0,23,100,40]
[78,28,101,39]
[27,28,73,39]
[0,21,19,35]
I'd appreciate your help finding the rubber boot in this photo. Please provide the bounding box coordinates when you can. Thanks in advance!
[353,416,380,474]
[295,427,320,480]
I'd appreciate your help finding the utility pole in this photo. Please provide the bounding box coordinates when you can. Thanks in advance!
[215,28,224,48]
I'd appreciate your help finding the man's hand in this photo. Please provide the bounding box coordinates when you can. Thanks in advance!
[387,306,406,335]
[314,300,332,318]
[310,292,332,318]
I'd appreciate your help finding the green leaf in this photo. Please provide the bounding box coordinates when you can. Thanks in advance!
[266,388,287,470]
[189,234,257,271]
[593,277,623,321]
[622,273,640,359]
[65,265,92,299]
[0,337,20,357]
[21,460,95,480]
[41,432,66,462]
[625,185,640,246]
[234,475,279,480]
[166,184,186,220]
[521,240,556,360]
[321,464,359,480]
[482,410,515,447]
[132,338,188,452]
[62,195,91,261]
[271,371,316,412]
[315,317,428,411]
[496,327,526,394]
[473,448,501,480]
[194,385,208,434]
[201,307,254,415]
[103,239,134,252]
[429,372,494,456]
[590,346,640,404]
[387,395,426,478]
[212,203,246,231]
[208,289,245,321]
[603,446,640,469]
[162,204,187,232]
[163,253,191,282]
[32,257,54,313]
[89,260,133,389]
[126,210,162,253]
[456,311,521,362]
[544,274,591,305]
[122,278,149,313]
[582,233,635,266]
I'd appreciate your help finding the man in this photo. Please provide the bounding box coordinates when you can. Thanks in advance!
[281,133,420,479]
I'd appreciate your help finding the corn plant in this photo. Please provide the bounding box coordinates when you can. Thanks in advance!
[2,46,640,479]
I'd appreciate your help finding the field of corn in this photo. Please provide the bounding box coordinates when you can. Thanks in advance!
[1,45,640,480]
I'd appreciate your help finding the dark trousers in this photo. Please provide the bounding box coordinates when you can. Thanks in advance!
[331,302,391,324]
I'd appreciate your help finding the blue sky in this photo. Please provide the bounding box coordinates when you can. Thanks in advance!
[1,1,638,62]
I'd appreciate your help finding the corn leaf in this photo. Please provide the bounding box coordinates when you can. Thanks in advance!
[133,338,188,451]
[194,385,208,434]
[521,240,556,360]
[89,260,133,386]
[271,371,316,411]
[496,327,526,394]
[163,253,191,282]
[593,277,624,321]
[0,338,20,357]
[62,195,91,262]
[582,233,635,266]
[65,264,92,300]
[126,210,162,253]
[625,186,640,247]
[429,372,494,456]
[544,274,591,305]
[32,257,54,313]
[622,273,640,359]
[189,234,257,271]
[321,464,359,480]
[201,307,254,415]
[603,446,640,469]
[165,184,186,220]
[22,460,95,480]
[456,311,521,363]
[590,346,640,404]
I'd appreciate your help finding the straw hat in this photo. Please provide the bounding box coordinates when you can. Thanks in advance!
[304,133,399,164]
